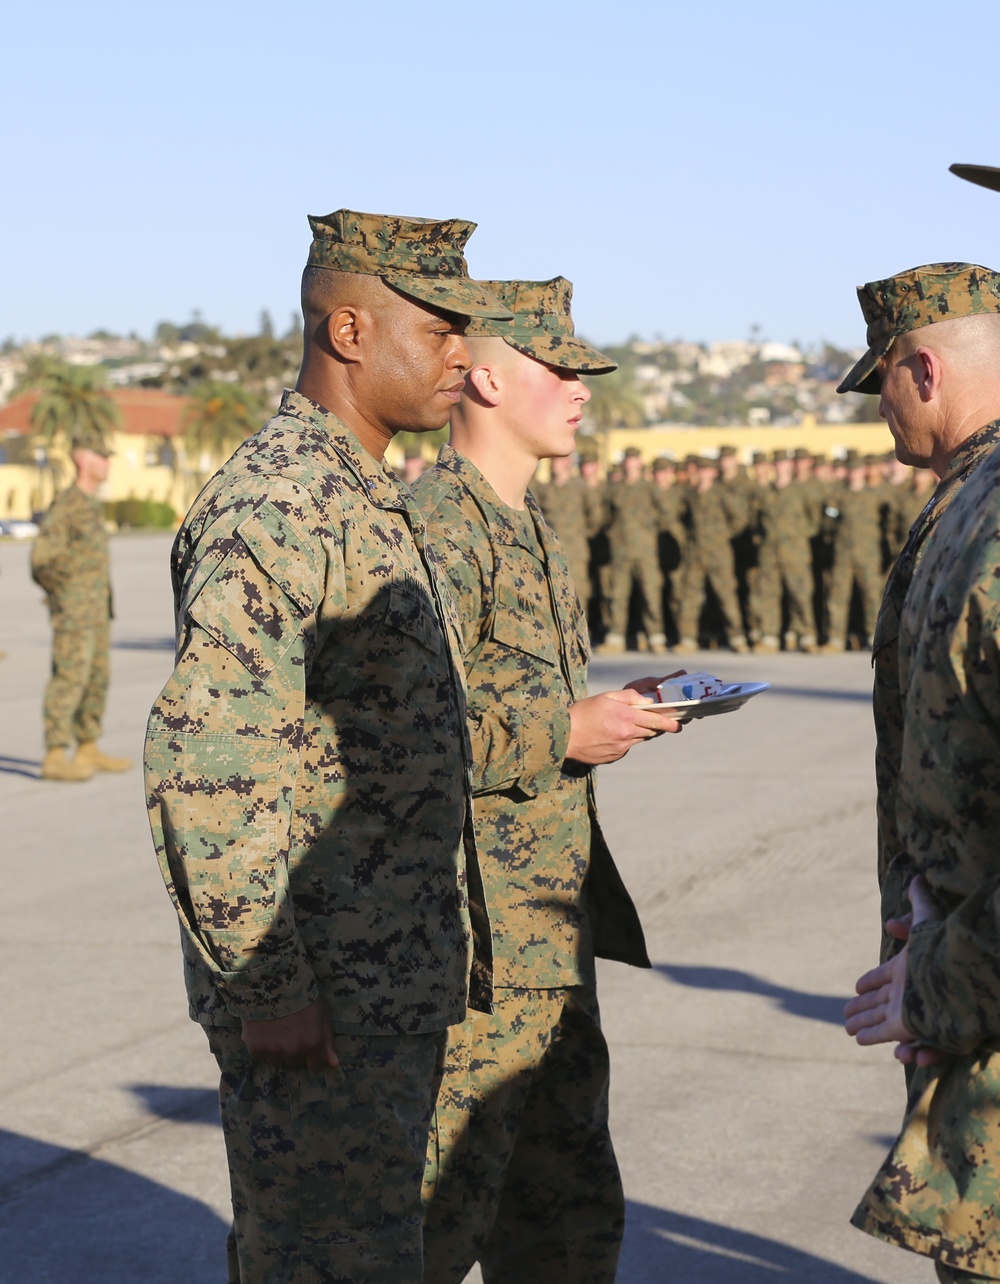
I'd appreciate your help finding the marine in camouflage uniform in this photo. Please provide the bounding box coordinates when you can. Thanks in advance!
[824,459,886,650]
[839,263,1000,1282]
[535,453,601,612]
[651,456,686,643]
[676,457,749,652]
[414,277,661,1284]
[751,451,817,653]
[600,447,667,653]
[717,445,757,636]
[144,210,510,1284]
[30,426,131,781]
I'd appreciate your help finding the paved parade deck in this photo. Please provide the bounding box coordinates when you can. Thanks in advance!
[0,533,932,1281]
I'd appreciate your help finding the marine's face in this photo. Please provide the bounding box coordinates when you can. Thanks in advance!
[364,293,471,435]
[878,347,931,467]
[503,352,591,461]
[623,454,643,482]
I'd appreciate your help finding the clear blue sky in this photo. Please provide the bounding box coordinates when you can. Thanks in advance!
[4,0,1000,350]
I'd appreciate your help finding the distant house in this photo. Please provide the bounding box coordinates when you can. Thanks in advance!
[0,388,192,520]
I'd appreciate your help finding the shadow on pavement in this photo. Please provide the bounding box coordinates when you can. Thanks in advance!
[0,755,40,779]
[654,963,846,1026]
[621,1200,879,1281]
[130,1082,220,1125]
[0,1128,228,1283]
[112,636,176,652]
[769,685,872,704]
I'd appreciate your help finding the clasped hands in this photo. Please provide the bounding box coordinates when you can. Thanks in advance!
[844,874,945,1067]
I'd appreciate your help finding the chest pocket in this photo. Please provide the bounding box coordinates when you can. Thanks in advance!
[383,580,443,656]
[490,592,558,667]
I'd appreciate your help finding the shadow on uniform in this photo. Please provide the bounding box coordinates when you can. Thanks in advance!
[654,963,846,1026]
[0,754,42,778]
[112,636,176,651]
[0,1127,228,1283]
[619,1200,879,1281]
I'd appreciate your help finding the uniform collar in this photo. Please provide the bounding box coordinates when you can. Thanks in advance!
[435,443,547,556]
[941,417,1000,486]
[277,388,410,512]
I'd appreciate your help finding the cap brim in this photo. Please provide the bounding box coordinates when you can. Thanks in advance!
[382,271,512,319]
[508,332,617,374]
[836,337,892,395]
[950,163,1000,193]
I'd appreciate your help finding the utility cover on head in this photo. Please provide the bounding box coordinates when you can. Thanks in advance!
[837,262,1000,395]
[464,277,616,373]
[306,209,511,320]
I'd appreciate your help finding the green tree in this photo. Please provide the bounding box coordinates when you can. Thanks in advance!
[19,360,121,452]
[183,380,262,462]
[582,367,646,430]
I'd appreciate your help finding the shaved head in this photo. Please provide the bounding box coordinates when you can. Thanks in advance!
[892,312,1000,384]
[301,266,394,337]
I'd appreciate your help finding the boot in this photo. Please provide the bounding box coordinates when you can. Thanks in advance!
[754,635,780,654]
[595,633,626,655]
[798,634,818,653]
[42,747,94,782]
[672,637,700,654]
[820,638,846,654]
[728,634,750,654]
[76,741,133,773]
[648,632,669,655]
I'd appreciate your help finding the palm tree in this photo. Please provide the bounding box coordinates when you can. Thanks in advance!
[583,367,646,431]
[182,381,262,493]
[20,360,121,452]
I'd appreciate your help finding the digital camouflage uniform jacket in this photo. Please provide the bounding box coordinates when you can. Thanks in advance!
[413,446,650,987]
[855,421,1000,1276]
[30,484,111,619]
[145,390,492,1036]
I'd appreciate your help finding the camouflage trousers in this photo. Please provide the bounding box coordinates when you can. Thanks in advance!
[207,1024,446,1284]
[677,553,742,641]
[43,610,109,749]
[752,550,814,639]
[608,554,664,638]
[422,985,623,1284]
[826,548,883,642]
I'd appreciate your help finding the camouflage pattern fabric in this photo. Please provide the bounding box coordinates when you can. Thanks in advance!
[145,388,493,1034]
[871,426,1000,955]
[826,486,886,643]
[422,986,622,1284]
[936,1263,999,1282]
[535,475,599,608]
[412,445,649,982]
[306,209,510,321]
[43,614,110,749]
[838,262,1000,395]
[605,477,665,638]
[31,484,113,749]
[853,424,1000,1277]
[752,483,816,641]
[464,277,616,373]
[209,1024,446,1284]
[677,485,742,641]
[654,483,688,636]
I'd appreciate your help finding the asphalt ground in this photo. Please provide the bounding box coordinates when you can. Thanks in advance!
[0,532,935,1282]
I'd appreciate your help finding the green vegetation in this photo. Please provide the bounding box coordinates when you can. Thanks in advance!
[104,498,177,529]
[15,359,121,452]
[183,380,263,460]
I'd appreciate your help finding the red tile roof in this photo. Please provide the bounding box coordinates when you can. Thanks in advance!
[0,388,190,438]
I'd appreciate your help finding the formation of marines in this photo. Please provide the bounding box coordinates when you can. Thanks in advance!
[535,440,935,655]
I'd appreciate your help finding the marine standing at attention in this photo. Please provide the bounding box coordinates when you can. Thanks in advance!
[31,424,131,781]
[144,209,511,1284]
[413,276,682,1283]
[841,263,1000,1283]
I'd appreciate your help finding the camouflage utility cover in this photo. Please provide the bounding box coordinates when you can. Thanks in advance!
[31,484,111,619]
[838,262,1000,396]
[855,423,1000,1275]
[306,208,511,321]
[413,446,649,985]
[465,277,616,373]
[71,423,113,455]
[144,389,492,1035]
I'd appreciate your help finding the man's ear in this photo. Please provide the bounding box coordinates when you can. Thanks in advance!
[914,346,943,402]
[466,363,502,408]
[324,305,366,363]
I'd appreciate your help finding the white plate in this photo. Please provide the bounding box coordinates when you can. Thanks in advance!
[648,681,771,722]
